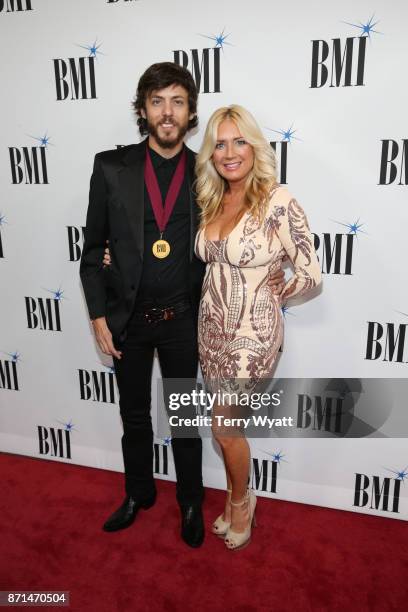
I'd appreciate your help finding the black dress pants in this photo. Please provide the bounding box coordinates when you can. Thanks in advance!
[113,307,203,506]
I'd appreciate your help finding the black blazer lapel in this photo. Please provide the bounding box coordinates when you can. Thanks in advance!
[185,145,198,261]
[118,142,146,260]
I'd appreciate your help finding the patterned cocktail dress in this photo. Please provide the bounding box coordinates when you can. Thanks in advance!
[194,185,321,394]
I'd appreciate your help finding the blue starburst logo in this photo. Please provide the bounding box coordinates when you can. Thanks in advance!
[260,449,287,464]
[0,213,7,227]
[333,218,367,236]
[77,39,104,59]
[28,131,52,148]
[200,27,232,51]
[281,304,295,319]
[101,362,115,374]
[342,14,383,39]
[2,350,21,363]
[384,466,408,482]
[266,124,301,144]
[57,419,77,433]
[163,436,172,446]
[43,285,65,301]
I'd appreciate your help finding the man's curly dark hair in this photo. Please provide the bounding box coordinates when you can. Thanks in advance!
[132,62,199,136]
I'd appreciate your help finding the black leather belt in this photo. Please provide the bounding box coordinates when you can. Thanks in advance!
[133,299,191,324]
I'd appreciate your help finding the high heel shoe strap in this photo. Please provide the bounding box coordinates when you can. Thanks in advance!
[230,489,254,507]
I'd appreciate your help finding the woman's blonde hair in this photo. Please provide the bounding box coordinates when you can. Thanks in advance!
[195,105,278,227]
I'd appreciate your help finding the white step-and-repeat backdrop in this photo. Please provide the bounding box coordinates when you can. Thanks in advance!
[1,0,407,520]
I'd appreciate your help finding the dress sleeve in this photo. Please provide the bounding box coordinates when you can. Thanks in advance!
[271,188,322,301]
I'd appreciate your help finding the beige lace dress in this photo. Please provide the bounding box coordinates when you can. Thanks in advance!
[194,184,322,395]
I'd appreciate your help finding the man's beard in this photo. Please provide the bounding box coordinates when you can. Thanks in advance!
[147,117,189,149]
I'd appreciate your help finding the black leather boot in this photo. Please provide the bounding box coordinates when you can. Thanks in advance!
[179,503,205,548]
[103,494,156,532]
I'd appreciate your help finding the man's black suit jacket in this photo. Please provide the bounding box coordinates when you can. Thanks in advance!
[80,140,206,343]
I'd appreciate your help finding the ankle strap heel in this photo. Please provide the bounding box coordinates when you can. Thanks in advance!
[230,489,250,507]
[211,488,232,537]
[225,489,257,551]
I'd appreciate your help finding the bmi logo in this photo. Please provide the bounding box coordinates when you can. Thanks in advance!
[378,139,407,186]
[353,465,406,513]
[0,212,6,258]
[53,40,103,101]
[365,311,408,363]
[9,132,50,185]
[173,29,231,93]
[268,124,300,184]
[38,420,75,460]
[0,0,32,12]
[313,219,365,275]
[297,393,343,433]
[154,438,171,476]
[25,286,65,331]
[67,225,85,261]
[0,351,20,391]
[251,450,286,493]
[310,16,382,88]
[78,364,116,404]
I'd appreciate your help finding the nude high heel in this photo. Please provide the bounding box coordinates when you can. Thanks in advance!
[211,489,232,537]
[224,489,257,551]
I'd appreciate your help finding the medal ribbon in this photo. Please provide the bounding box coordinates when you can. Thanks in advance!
[144,145,186,234]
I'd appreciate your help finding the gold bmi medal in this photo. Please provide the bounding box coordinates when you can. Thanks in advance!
[152,234,171,259]
[144,144,186,262]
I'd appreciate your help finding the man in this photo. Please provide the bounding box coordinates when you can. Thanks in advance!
[80,62,283,548]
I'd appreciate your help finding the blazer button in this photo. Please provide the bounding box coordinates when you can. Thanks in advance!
[130,285,135,291]
[114,238,118,243]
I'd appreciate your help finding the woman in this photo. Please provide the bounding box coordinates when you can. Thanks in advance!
[194,105,321,550]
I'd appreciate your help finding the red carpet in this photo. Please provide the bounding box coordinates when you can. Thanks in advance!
[1,453,407,612]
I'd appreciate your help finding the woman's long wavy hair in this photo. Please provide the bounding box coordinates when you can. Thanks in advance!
[195,105,278,227]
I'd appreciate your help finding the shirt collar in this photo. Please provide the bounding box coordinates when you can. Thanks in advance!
[148,144,184,169]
